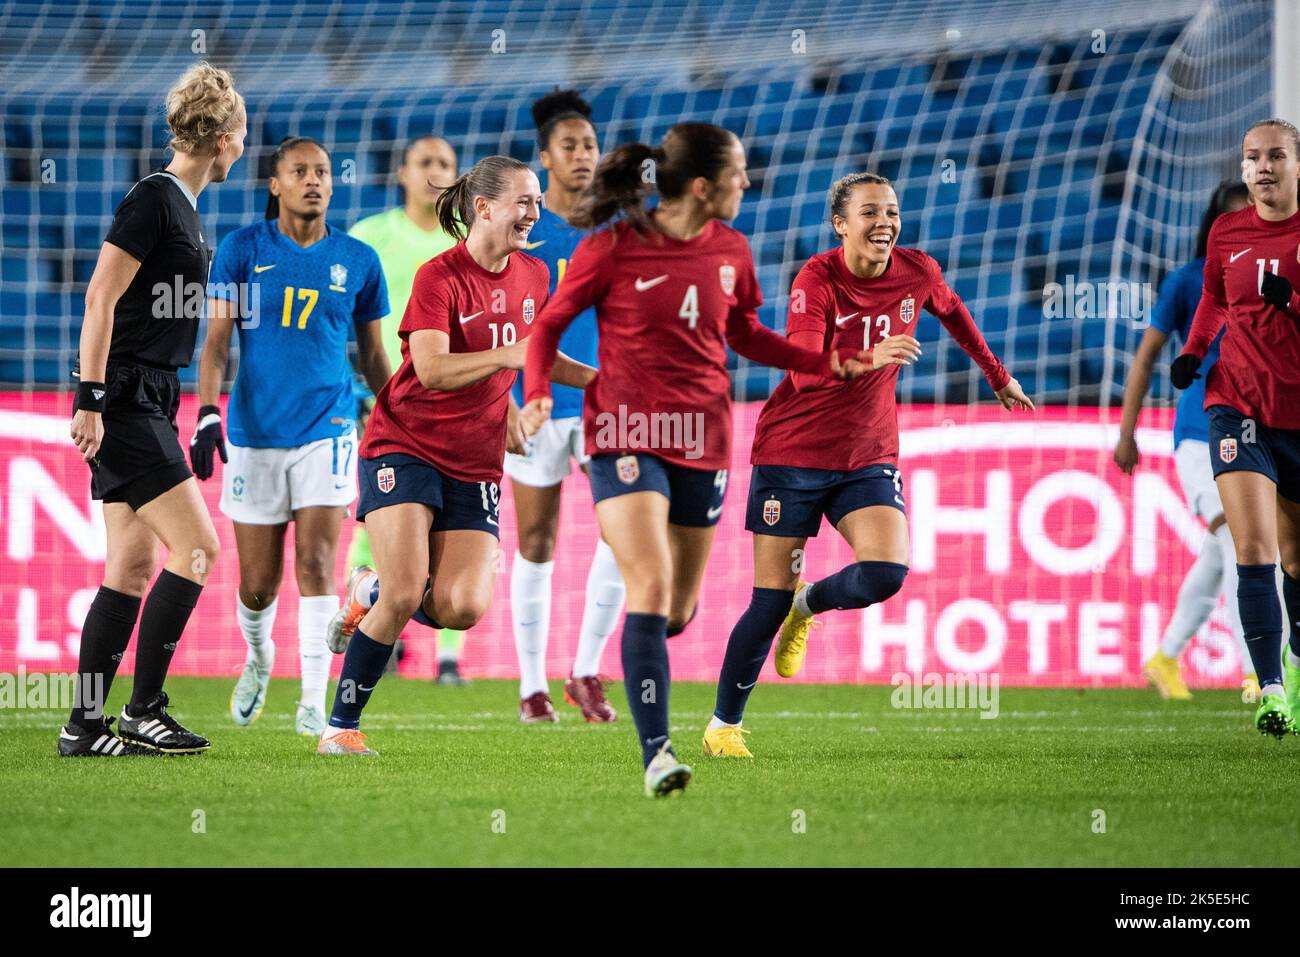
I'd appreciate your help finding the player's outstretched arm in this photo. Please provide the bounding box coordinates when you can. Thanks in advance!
[726,304,867,379]
[551,350,597,390]
[410,328,526,392]
[1114,326,1170,473]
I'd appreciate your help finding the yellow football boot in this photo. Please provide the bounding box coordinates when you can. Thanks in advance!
[1141,651,1192,700]
[702,724,753,758]
[775,581,818,678]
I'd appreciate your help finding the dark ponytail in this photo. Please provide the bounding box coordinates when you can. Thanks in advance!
[433,154,533,241]
[569,143,659,232]
[264,135,330,220]
[571,122,738,233]
[1195,179,1250,259]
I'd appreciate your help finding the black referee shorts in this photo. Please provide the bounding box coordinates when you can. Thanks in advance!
[80,362,192,510]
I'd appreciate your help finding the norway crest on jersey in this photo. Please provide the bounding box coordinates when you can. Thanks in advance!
[763,497,781,526]
[900,297,916,325]
[719,264,736,296]
[522,297,535,324]
[1219,438,1238,463]
[377,466,396,494]
[616,455,639,484]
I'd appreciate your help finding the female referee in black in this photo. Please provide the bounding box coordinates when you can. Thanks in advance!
[59,62,247,757]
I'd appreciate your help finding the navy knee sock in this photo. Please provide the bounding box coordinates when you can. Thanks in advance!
[411,585,443,630]
[621,612,671,766]
[1237,564,1283,689]
[713,588,793,724]
[805,561,908,614]
[328,627,394,730]
[1283,570,1300,660]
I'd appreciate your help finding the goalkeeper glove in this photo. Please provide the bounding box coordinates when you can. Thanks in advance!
[1261,272,1299,316]
[189,404,227,480]
[1170,354,1203,390]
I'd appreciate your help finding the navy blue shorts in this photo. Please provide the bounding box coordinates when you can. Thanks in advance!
[356,453,500,537]
[1207,405,1300,502]
[588,453,728,527]
[745,463,906,538]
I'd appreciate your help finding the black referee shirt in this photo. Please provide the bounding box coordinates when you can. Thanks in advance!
[101,171,212,370]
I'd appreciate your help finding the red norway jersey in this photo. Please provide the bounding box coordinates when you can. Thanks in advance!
[524,219,842,470]
[752,246,1010,470]
[1183,205,1300,429]
[361,242,549,482]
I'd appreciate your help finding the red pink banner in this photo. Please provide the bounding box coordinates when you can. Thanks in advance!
[0,392,1245,688]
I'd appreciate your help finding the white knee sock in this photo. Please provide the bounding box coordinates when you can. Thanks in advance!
[573,539,625,678]
[298,595,337,713]
[511,552,554,697]
[1160,531,1223,658]
[237,595,277,668]
[1212,523,1251,671]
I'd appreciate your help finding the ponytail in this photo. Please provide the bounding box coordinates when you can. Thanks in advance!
[432,154,533,241]
[570,143,659,232]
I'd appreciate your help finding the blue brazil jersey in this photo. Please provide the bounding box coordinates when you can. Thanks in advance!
[209,220,388,448]
[1150,257,1223,448]
[509,205,598,419]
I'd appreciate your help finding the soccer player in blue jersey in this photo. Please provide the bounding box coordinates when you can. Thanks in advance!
[1114,181,1254,701]
[194,137,392,735]
[504,90,626,723]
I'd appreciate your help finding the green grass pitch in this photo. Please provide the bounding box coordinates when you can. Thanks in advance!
[4,676,1299,867]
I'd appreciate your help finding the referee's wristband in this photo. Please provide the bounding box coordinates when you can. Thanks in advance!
[75,381,108,413]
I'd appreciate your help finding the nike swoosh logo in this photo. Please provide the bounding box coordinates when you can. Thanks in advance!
[1229,249,1251,263]
[358,684,376,692]
[706,504,723,520]
[525,241,546,250]
[254,264,276,273]
[834,312,859,327]
[334,483,350,490]
[459,311,483,324]
[737,680,758,690]
[239,698,258,719]
[635,275,668,291]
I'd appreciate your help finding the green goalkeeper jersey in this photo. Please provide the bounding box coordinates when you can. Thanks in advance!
[348,207,458,372]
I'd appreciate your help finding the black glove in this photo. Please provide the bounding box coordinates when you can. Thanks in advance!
[1261,272,1295,312]
[1170,354,1203,390]
[189,404,227,480]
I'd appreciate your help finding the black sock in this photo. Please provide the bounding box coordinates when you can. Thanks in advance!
[714,588,792,724]
[411,586,443,630]
[621,612,670,766]
[69,586,141,728]
[329,626,394,729]
[1237,563,1283,689]
[129,570,202,714]
[806,560,908,614]
[1283,570,1300,660]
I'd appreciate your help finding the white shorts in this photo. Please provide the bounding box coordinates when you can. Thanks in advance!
[220,431,358,525]
[503,416,588,489]
[1174,439,1224,521]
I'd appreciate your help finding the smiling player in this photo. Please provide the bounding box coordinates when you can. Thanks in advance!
[703,172,1033,758]
[318,156,594,755]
